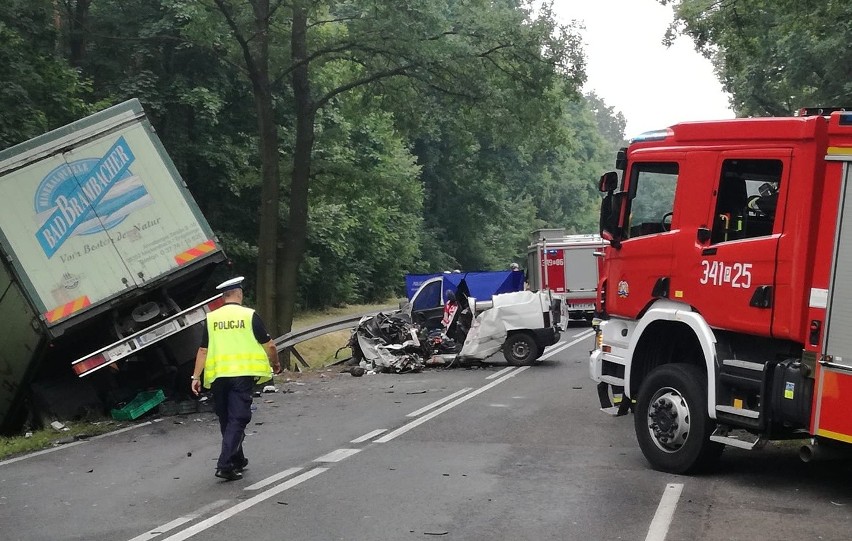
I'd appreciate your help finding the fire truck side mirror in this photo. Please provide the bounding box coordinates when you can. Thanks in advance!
[599,191,625,249]
[615,148,627,170]
[599,171,618,193]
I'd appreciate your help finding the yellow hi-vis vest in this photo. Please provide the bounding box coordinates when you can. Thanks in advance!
[203,303,272,388]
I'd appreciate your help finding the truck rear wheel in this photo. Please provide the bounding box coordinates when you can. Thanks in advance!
[503,332,539,366]
[634,363,723,474]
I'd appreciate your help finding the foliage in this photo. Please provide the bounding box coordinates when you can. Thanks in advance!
[0,0,629,312]
[0,0,91,148]
[301,101,423,307]
[660,0,852,116]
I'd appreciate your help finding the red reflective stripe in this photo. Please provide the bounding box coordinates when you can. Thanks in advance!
[45,296,91,323]
[174,240,216,265]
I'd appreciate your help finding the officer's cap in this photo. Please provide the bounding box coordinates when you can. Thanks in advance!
[216,276,245,292]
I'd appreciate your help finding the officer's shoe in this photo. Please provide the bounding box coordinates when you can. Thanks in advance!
[234,458,249,473]
[215,469,243,481]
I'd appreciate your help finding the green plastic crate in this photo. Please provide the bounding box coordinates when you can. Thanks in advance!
[111,389,166,421]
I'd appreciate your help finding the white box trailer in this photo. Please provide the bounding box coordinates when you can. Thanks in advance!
[526,231,606,321]
[0,99,226,432]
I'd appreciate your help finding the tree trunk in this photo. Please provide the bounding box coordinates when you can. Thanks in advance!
[276,3,314,345]
[250,0,280,334]
[67,0,91,67]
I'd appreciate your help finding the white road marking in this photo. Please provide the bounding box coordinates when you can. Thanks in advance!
[486,366,516,380]
[375,366,531,443]
[350,429,388,443]
[130,327,591,539]
[539,330,594,361]
[406,388,473,417]
[0,421,153,468]
[314,448,361,462]
[128,499,229,541]
[159,468,328,541]
[645,483,684,541]
[244,467,303,491]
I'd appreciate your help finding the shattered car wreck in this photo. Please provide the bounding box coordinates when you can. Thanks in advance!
[346,272,562,372]
[348,312,430,373]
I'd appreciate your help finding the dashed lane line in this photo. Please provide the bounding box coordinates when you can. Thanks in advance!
[645,483,684,541]
[540,330,594,361]
[375,366,531,443]
[406,387,473,416]
[314,448,361,462]
[243,467,303,492]
[486,366,516,380]
[350,429,387,443]
[159,468,328,541]
[128,332,597,540]
[127,499,230,541]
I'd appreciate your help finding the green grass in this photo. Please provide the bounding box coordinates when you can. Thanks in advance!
[0,420,124,460]
[0,300,399,461]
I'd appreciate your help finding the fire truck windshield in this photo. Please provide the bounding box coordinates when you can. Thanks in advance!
[626,162,679,238]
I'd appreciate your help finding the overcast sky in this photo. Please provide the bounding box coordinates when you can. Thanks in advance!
[552,0,734,139]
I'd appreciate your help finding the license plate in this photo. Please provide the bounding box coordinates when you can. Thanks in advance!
[138,320,179,345]
[568,303,594,311]
[106,343,134,361]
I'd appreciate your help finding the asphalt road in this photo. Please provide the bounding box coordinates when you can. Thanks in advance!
[2,324,852,541]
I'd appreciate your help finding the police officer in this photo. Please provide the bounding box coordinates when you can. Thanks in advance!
[191,277,281,481]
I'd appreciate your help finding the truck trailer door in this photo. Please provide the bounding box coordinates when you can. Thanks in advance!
[62,120,218,286]
[0,150,141,327]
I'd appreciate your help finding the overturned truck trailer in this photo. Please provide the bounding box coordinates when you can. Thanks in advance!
[0,99,226,433]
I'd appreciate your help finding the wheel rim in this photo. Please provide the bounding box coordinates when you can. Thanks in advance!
[511,340,530,360]
[645,386,691,453]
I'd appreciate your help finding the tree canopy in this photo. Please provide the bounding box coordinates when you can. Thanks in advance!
[1,0,630,333]
[661,0,852,116]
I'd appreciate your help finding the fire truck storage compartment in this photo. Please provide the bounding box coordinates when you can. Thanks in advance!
[824,164,852,369]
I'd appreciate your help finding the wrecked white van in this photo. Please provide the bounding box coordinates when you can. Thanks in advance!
[404,273,561,365]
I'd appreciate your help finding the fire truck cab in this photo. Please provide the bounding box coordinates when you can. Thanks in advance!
[590,109,852,473]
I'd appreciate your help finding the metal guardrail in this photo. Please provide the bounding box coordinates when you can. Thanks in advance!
[273,308,396,370]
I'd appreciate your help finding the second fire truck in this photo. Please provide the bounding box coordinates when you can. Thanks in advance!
[526,229,606,322]
[590,108,852,473]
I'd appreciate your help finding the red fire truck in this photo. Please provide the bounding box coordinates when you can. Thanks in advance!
[526,230,606,322]
[589,108,852,473]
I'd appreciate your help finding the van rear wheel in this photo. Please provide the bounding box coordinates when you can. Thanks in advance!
[503,333,539,366]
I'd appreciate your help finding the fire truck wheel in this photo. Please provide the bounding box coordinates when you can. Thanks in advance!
[503,332,539,366]
[634,363,723,474]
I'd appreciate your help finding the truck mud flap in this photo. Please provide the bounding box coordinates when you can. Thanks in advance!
[597,381,632,416]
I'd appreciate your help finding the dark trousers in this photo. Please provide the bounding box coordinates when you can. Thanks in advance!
[211,376,254,470]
